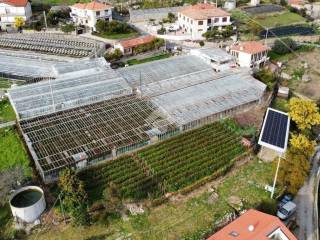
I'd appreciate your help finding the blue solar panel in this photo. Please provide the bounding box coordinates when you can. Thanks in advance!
[260,109,289,150]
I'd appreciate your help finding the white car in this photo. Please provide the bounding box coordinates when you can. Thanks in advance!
[166,25,179,32]
[277,201,296,220]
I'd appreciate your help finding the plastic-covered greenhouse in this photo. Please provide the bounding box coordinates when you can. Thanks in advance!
[9,53,267,182]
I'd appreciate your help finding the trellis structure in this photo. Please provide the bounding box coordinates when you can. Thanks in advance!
[20,94,176,182]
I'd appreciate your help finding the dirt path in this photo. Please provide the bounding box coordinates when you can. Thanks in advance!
[294,146,320,240]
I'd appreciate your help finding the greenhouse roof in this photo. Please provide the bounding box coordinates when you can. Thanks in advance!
[20,94,175,176]
[129,6,183,22]
[190,48,235,63]
[151,72,266,126]
[0,53,59,79]
[9,58,132,119]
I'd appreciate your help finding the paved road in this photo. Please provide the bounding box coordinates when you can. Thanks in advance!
[0,121,15,128]
[294,147,320,240]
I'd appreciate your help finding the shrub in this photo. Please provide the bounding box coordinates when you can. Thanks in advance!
[105,48,123,62]
[272,38,298,55]
[157,27,166,35]
[253,69,276,90]
[199,41,205,47]
[60,24,75,33]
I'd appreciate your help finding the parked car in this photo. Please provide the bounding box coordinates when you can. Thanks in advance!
[277,201,296,220]
[277,194,293,209]
[166,25,179,32]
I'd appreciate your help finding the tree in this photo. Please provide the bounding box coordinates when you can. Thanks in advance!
[199,41,205,47]
[14,17,25,31]
[289,97,320,131]
[276,148,310,194]
[167,12,176,23]
[203,27,219,40]
[272,38,298,55]
[60,24,75,33]
[58,169,90,226]
[105,48,122,62]
[222,25,233,38]
[290,133,316,158]
[31,20,44,31]
[95,19,107,33]
[103,182,123,215]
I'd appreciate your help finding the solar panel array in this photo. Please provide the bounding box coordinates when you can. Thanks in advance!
[260,109,289,150]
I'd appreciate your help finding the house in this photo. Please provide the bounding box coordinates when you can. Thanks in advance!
[114,35,158,56]
[229,41,269,68]
[177,3,232,40]
[0,0,32,30]
[207,209,297,240]
[287,0,305,9]
[70,1,112,31]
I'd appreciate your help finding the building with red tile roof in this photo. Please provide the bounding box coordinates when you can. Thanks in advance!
[115,35,160,55]
[208,209,297,240]
[70,1,112,31]
[0,0,32,30]
[177,3,232,40]
[229,41,269,68]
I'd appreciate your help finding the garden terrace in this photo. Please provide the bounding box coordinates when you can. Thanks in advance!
[19,94,176,182]
[260,25,315,38]
[242,4,284,14]
[79,121,244,200]
[0,33,103,57]
[8,58,132,119]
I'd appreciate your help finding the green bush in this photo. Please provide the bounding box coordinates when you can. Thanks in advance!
[272,38,298,55]
[253,69,276,90]
[60,23,75,33]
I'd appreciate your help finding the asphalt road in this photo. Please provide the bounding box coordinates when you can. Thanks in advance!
[294,147,320,240]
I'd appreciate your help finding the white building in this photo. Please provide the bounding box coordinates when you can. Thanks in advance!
[250,0,260,6]
[114,35,156,56]
[177,3,232,40]
[229,41,269,68]
[0,0,32,30]
[70,1,112,31]
[190,48,236,72]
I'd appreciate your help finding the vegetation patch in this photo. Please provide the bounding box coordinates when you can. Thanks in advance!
[0,98,16,123]
[126,53,172,65]
[254,12,306,28]
[79,122,244,202]
[0,127,31,175]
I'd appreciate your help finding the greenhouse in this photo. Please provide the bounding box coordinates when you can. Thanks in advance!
[9,58,132,119]
[0,33,103,57]
[0,53,59,82]
[19,94,176,182]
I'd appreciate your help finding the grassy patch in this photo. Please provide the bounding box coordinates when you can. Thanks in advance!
[268,44,315,62]
[254,12,306,28]
[0,98,16,123]
[0,127,31,176]
[32,0,90,5]
[30,159,276,240]
[95,32,139,40]
[272,98,289,112]
[126,53,172,65]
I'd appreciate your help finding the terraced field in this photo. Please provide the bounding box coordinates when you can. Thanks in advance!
[79,121,245,201]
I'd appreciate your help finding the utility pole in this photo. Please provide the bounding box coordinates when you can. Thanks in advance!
[264,28,269,46]
[271,155,282,199]
[43,11,48,29]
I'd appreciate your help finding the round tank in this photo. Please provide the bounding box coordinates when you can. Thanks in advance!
[10,186,46,223]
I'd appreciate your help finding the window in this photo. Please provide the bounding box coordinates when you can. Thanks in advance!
[198,29,203,32]
[96,11,100,16]
[183,16,185,20]
[214,18,219,23]
[222,17,228,22]
[198,20,203,25]
[105,10,109,15]
[207,18,211,24]
[191,20,193,24]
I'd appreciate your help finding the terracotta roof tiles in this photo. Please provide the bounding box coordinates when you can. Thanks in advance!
[119,35,156,49]
[1,0,28,7]
[71,1,112,11]
[230,41,269,54]
[178,3,230,20]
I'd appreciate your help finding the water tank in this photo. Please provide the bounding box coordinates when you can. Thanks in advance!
[10,186,46,223]
[224,0,236,10]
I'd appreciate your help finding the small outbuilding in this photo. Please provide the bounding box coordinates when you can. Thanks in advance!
[114,35,158,56]
[277,86,289,99]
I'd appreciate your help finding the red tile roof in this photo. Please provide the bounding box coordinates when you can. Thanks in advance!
[1,0,28,7]
[230,41,269,54]
[71,1,112,11]
[207,209,297,240]
[178,3,230,20]
[119,35,156,49]
[287,0,304,5]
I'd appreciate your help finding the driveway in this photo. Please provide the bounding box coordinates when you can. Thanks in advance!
[294,146,320,240]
